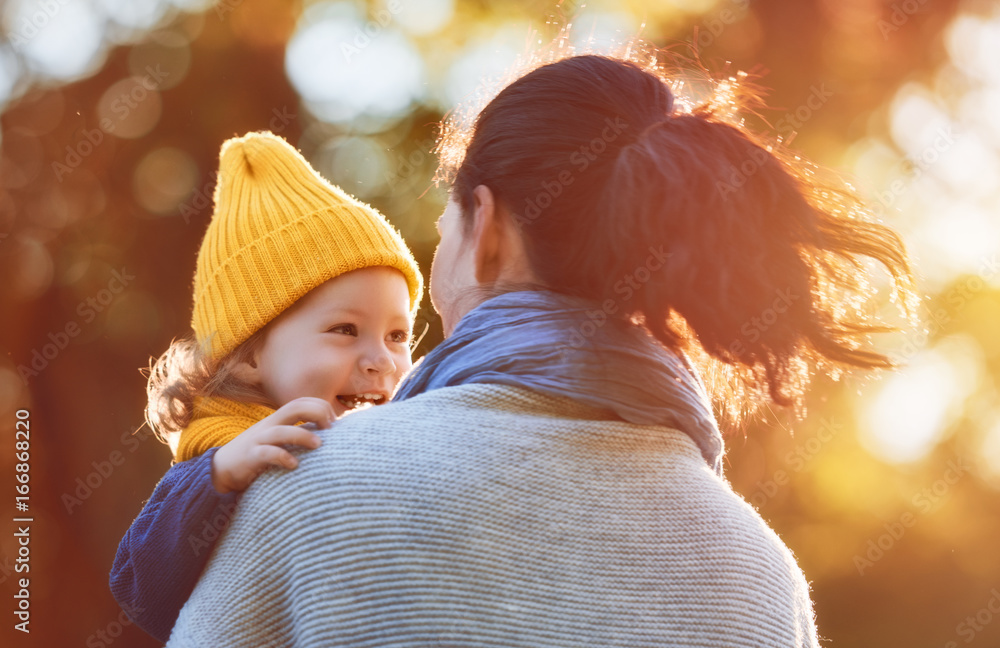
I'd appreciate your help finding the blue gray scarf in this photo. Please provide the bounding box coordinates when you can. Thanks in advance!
[394,291,724,474]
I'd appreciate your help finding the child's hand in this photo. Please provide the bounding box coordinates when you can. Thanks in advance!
[211,397,333,494]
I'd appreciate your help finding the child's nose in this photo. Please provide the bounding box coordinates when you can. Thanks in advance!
[361,346,395,375]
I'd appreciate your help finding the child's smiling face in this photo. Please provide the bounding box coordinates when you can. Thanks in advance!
[247,267,413,416]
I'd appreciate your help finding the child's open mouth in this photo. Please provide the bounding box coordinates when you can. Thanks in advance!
[336,393,387,410]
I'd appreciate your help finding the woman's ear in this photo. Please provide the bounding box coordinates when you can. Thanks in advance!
[469,184,503,284]
[469,184,533,286]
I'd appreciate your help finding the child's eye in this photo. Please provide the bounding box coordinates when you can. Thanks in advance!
[328,324,357,336]
[388,330,410,344]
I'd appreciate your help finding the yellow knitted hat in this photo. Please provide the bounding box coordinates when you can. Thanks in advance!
[192,131,423,361]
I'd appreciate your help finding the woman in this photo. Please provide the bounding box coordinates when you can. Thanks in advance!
[165,54,913,647]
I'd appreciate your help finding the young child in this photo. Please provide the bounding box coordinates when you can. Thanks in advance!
[109,131,423,642]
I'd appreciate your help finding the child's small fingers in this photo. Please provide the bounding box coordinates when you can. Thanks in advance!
[259,425,322,450]
[256,445,298,470]
[270,397,336,427]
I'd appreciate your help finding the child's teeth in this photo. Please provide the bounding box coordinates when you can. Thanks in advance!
[336,393,383,407]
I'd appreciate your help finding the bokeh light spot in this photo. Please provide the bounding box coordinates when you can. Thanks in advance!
[6,236,55,300]
[442,25,525,111]
[392,0,454,36]
[5,0,108,82]
[0,366,24,416]
[0,46,24,111]
[133,147,199,215]
[97,76,164,139]
[315,136,389,200]
[97,0,173,43]
[946,13,1000,85]
[285,2,425,126]
[860,335,984,464]
[979,413,1000,482]
[569,11,640,54]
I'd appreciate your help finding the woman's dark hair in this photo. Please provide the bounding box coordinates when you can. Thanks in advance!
[437,53,917,422]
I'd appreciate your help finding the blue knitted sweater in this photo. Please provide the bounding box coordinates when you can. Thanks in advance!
[109,447,238,643]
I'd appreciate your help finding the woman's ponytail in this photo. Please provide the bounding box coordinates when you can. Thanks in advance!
[439,54,916,421]
[601,110,914,410]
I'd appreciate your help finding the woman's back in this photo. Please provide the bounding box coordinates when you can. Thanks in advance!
[167,383,818,647]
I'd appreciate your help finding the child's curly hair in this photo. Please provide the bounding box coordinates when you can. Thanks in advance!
[144,331,272,457]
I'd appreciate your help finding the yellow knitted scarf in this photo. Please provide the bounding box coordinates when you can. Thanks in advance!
[176,397,276,462]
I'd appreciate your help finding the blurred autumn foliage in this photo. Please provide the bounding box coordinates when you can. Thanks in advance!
[2,1,999,647]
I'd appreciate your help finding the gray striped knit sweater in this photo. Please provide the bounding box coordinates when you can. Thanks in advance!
[166,384,820,647]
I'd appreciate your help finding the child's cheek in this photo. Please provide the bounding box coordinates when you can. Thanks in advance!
[394,357,411,384]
